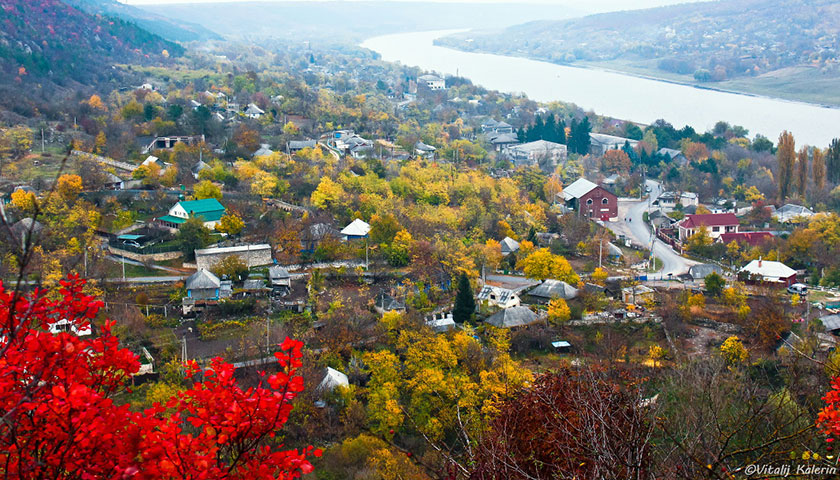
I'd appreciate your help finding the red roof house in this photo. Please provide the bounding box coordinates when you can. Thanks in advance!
[678,213,739,242]
[716,231,773,247]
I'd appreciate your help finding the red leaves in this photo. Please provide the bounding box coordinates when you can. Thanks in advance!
[0,278,317,479]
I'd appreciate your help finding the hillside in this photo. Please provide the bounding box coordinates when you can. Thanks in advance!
[0,0,182,92]
[436,0,840,104]
[64,0,220,42]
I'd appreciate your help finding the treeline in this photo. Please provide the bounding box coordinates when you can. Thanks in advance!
[516,113,592,155]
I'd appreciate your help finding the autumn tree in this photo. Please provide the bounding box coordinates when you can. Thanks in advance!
[0,276,319,479]
[719,336,748,366]
[547,297,571,325]
[56,174,83,202]
[311,177,345,211]
[520,248,580,284]
[386,229,413,267]
[601,149,631,174]
[776,131,795,202]
[217,212,245,236]
[194,180,223,200]
[813,147,826,191]
[796,146,809,198]
[452,272,475,323]
[212,255,249,281]
[828,138,840,184]
[471,367,653,479]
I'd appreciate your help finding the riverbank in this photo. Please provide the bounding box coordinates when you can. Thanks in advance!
[432,37,840,108]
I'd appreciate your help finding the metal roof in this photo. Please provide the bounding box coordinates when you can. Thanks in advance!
[341,218,371,237]
[485,306,539,329]
[528,280,579,300]
[562,178,599,200]
[185,269,221,290]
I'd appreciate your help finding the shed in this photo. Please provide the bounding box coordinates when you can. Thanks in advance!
[268,266,291,288]
[340,218,371,240]
[500,237,520,256]
[185,269,222,300]
[528,279,579,302]
[317,367,350,393]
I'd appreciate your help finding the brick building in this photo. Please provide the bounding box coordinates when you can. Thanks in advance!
[561,178,618,221]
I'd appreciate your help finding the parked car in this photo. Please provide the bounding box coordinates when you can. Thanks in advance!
[787,283,808,295]
[122,240,142,249]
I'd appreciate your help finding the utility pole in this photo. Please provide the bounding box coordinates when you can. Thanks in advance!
[598,238,603,269]
[181,336,187,363]
[266,317,270,354]
[122,254,126,281]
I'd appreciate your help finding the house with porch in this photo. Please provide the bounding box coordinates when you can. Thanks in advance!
[561,178,618,221]
[158,198,226,231]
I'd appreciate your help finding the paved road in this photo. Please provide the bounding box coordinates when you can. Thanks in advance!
[607,180,698,278]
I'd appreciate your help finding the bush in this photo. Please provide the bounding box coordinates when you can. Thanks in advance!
[217,297,256,316]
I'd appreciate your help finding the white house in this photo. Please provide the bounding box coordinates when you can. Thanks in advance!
[773,204,815,223]
[418,74,445,91]
[340,218,371,240]
[589,133,640,156]
[677,213,739,242]
[505,140,567,167]
[49,319,92,337]
[244,103,265,119]
[415,141,436,160]
[477,285,521,309]
[500,237,520,256]
[739,259,797,285]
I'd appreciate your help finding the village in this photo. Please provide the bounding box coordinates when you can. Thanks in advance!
[3,34,840,476]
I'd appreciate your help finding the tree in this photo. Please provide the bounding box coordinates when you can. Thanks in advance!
[217,213,245,236]
[796,146,809,198]
[684,226,713,255]
[56,174,83,202]
[452,272,475,323]
[813,147,826,192]
[177,217,212,260]
[547,297,571,325]
[704,271,725,297]
[10,189,36,214]
[386,229,413,267]
[828,138,840,185]
[194,180,223,200]
[776,131,795,202]
[591,267,608,286]
[213,255,249,281]
[520,248,580,284]
[471,367,652,479]
[0,276,319,479]
[719,336,748,366]
[311,177,345,211]
[601,149,631,174]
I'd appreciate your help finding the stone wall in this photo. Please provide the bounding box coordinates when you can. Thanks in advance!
[195,245,273,271]
[108,246,182,262]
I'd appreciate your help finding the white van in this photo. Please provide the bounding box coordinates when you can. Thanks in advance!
[787,283,808,295]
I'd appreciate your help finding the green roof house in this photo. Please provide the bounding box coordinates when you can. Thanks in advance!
[158,198,226,231]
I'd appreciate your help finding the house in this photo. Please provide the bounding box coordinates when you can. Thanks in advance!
[418,74,445,91]
[773,204,815,223]
[739,259,797,286]
[185,269,222,300]
[689,263,726,281]
[655,191,698,209]
[622,285,655,305]
[589,133,639,156]
[252,144,275,157]
[414,141,436,160]
[375,292,406,314]
[8,218,44,249]
[48,319,92,337]
[103,172,124,190]
[505,140,567,167]
[527,279,579,303]
[485,306,539,329]
[658,148,688,165]
[244,103,265,119]
[141,155,167,169]
[561,178,618,221]
[191,160,211,180]
[716,231,773,248]
[680,192,699,207]
[268,266,291,288]
[340,219,371,240]
[477,286,521,309]
[158,198,226,231]
[481,119,514,134]
[820,314,840,334]
[317,367,350,393]
[487,132,520,152]
[677,213,739,242]
[500,237,520,256]
[286,140,317,153]
[141,135,204,154]
[194,244,273,271]
[300,223,340,253]
[607,242,623,262]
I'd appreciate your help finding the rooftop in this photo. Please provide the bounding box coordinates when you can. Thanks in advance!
[195,244,271,256]
[562,178,599,200]
[680,213,739,228]
[485,306,539,329]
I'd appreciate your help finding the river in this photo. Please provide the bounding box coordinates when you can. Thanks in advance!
[362,30,840,146]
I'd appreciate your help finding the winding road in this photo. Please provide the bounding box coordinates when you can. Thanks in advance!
[607,180,698,278]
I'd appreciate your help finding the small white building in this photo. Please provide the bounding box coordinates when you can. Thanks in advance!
[244,103,265,119]
[195,244,273,271]
[739,259,797,286]
[317,367,349,393]
[505,140,567,167]
[773,204,815,223]
[500,237,520,256]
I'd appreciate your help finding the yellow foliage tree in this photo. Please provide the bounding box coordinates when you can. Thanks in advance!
[216,213,244,236]
[311,177,345,210]
[520,248,580,284]
[193,180,222,200]
[10,189,37,214]
[547,297,571,325]
[56,174,83,202]
[591,267,608,286]
[720,336,749,366]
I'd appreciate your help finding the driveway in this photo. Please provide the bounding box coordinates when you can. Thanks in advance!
[606,180,698,278]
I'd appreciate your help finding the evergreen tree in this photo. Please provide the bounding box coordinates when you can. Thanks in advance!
[517,127,526,143]
[452,272,476,323]
[577,117,592,154]
[568,118,579,154]
[544,114,557,142]
[556,119,567,144]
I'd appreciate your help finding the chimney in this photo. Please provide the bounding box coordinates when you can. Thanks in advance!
[758,256,762,268]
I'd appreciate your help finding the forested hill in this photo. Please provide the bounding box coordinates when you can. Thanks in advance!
[0,0,183,88]
[63,0,221,42]
[437,0,840,83]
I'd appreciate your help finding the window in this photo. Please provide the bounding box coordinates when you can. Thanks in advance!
[712,226,720,232]
[602,198,609,205]
[586,198,593,205]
